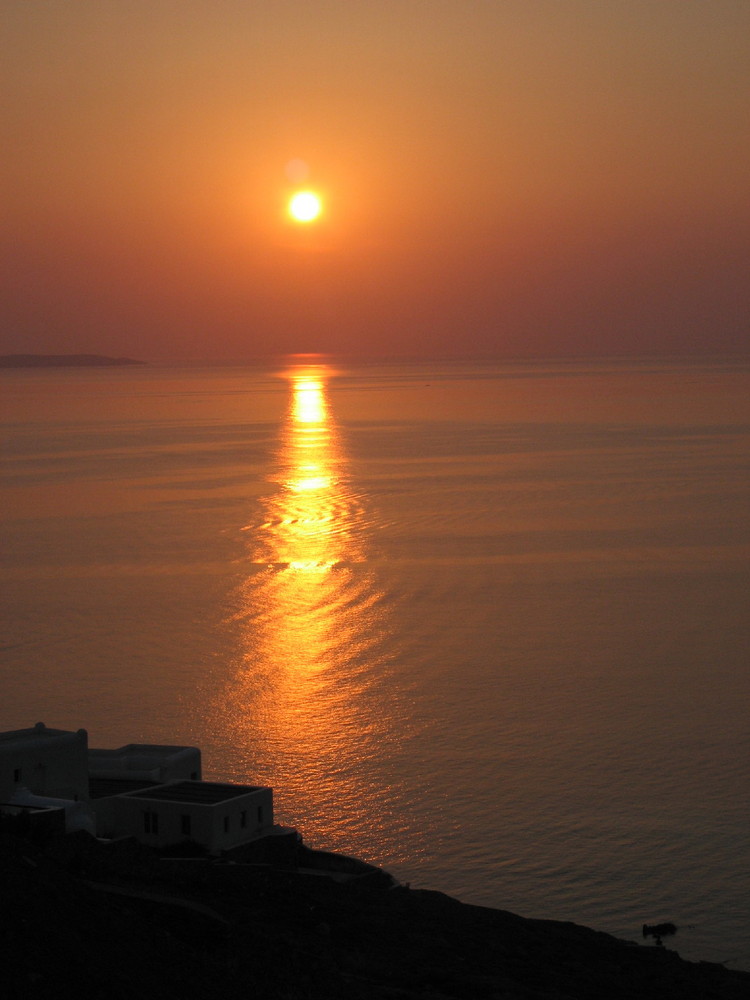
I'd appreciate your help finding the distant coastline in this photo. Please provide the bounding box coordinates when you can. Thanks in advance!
[0,353,145,368]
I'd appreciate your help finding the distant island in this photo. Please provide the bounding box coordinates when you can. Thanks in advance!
[0,354,145,368]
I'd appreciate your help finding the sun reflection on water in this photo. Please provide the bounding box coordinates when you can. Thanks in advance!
[217,362,404,854]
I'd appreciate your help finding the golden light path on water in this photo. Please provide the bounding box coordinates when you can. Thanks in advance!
[216,362,409,856]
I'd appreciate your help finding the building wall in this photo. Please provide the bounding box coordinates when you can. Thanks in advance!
[112,785,274,853]
[88,744,201,783]
[90,793,121,839]
[9,788,95,834]
[0,724,89,803]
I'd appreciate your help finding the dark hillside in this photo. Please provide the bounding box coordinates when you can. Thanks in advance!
[2,829,748,1000]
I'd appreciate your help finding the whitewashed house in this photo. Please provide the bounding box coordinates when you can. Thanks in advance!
[0,723,89,803]
[109,779,273,852]
[1,723,274,852]
[88,742,201,783]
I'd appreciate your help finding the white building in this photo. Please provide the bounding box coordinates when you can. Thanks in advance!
[1,723,274,853]
[88,743,201,784]
[0,723,89,803]
[108,780,273,852]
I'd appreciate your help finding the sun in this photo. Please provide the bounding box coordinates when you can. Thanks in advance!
[288,190,322,223]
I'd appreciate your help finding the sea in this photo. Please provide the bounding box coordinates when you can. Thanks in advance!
[1,356,748,968]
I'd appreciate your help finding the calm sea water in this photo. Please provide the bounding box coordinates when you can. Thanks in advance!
[1,357,749,968]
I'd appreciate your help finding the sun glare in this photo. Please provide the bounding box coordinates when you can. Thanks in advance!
[289,191,322,223]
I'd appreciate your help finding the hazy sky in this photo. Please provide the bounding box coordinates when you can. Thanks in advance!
[2,1,748,360]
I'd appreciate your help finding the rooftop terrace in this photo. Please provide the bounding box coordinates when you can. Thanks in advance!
[123,780,264,804]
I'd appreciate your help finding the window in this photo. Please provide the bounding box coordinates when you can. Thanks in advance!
[257,806,263,824]
[13,768,22,783]
[143,810,159,835]
[240,810,247,829]
[181,815,191,837]
[223,816,229,834]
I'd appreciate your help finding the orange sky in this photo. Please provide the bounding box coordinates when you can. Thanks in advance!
[2,1,748,360]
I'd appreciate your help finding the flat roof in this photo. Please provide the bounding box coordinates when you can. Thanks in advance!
[124,780,266,804]
[0,725,83,744]
[89,777,161,800]
[89,744,198,757]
